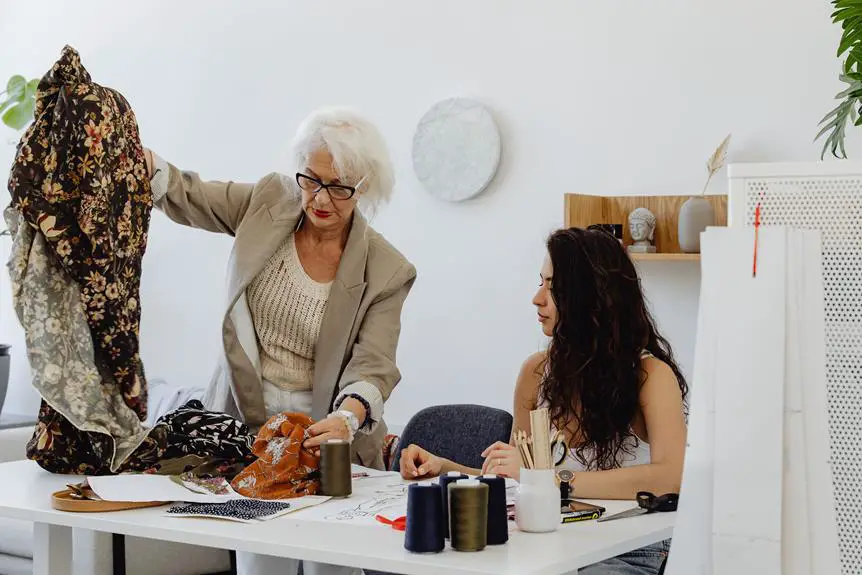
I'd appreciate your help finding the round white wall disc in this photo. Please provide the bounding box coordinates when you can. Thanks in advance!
[412,98,501,202]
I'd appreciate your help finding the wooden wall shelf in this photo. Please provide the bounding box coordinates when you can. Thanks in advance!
[564,193,728,258]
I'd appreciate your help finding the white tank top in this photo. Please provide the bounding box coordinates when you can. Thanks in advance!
[543,350,654,472]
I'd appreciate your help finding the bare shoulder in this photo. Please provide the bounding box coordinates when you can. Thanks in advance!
[522,351,546,376]
[639,356,684,403]
[516,352,546,396]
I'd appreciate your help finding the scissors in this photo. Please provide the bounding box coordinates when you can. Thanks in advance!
[596,491,678,523]
[375,514,406,531]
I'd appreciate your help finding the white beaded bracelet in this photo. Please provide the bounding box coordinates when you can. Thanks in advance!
[331,410,358,443]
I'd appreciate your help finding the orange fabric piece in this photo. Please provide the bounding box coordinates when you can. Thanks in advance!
[229,412,320,499]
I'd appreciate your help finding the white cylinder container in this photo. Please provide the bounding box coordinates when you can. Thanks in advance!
[514,468,559,533]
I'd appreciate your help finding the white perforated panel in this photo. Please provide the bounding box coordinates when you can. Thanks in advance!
[738,176,862,574]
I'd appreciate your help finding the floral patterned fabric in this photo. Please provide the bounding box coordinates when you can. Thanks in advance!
[5,45,151,473]
[231,413,321,499]
[23,396,254,476]
[5,208,257,475]
[5,208,151,473]
[4,46,256,477]
[8,45,151,420]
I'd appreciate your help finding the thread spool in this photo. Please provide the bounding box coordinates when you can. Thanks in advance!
[404,481,445,553]
[439,471,468,539]
[448,479,488,552]
[319,439,352,497]
[478,474,509,545]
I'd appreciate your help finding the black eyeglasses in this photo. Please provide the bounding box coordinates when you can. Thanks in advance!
[295,173,365,201]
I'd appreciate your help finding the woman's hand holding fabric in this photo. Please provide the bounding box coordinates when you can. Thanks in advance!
[303,415,351,451]
[481,441,522,481]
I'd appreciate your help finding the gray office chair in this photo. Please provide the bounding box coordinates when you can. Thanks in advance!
[390,404,514,472]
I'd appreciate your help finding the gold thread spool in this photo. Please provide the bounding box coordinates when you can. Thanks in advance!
[319,439,352,497]
[448,479,488,552]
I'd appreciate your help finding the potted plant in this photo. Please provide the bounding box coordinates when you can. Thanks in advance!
[0,74,37,414]
[816,0,862,158]
[0,75,38,130]
[678,134,731,253]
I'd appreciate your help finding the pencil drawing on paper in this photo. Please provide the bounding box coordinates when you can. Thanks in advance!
[325,483,409,521]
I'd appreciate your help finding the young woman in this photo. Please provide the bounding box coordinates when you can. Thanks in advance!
[400,227,688,574]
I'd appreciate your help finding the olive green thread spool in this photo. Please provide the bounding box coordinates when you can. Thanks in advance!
[439,471,468,539]
[319,439,352,497]
[448,479,488,552]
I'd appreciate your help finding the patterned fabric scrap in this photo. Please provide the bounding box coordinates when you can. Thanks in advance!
[148,400,255,473]
[167,500,293,523]
[5,208,152,473]
[382,433,399,471]
[6,44,152,473]
[5,46,257,477]
[5,213,255,476]
[230,413,321,499]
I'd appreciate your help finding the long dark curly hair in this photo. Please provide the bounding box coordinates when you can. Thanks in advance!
[538,227,688,471]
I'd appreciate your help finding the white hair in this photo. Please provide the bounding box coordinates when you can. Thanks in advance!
[291,107,395,216]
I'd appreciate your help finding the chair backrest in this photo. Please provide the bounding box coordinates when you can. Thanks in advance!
[391,404,513,472]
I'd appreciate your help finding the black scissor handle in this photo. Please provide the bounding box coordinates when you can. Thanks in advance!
[636,491,679,512]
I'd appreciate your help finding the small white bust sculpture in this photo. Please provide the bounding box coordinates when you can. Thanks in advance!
[627,207,657,253]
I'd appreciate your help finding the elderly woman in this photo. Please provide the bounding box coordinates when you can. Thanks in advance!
[144,107,415,575]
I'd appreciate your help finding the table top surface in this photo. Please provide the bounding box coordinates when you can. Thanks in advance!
[0,412,36,430]
[0,460,675,575]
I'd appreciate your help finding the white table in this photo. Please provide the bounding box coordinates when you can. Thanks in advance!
[0,460,675,575]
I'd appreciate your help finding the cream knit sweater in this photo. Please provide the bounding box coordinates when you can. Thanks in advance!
[247,234,331,391]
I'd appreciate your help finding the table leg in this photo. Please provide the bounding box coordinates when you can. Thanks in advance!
[112,533,126,575]
[33,523,72,575]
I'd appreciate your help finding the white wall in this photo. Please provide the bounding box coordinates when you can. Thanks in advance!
[0,0,848,426]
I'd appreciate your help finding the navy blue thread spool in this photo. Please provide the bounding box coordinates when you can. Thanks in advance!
[439,471,468,539]
[478,474,509,545]
[404,482,445,553]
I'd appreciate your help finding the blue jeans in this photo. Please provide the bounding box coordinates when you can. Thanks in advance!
[578,539,670,574]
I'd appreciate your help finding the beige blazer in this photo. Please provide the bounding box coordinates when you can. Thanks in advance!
[156,163,416,468]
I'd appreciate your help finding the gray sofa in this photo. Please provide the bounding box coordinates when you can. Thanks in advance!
[0,425,232,575]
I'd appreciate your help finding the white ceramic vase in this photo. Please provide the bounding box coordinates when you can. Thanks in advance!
[515,468,559,533]
[678,197,715,253]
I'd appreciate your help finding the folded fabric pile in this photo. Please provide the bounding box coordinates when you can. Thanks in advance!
[231,413,321,499]
[5,45,253,476]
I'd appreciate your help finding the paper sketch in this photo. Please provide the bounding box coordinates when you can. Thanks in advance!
[324,483,410,521]
[88,474,240,504]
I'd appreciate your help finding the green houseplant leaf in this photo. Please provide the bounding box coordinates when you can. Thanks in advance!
[6,75,26,99]
[0,74,38,131]
[817,0,862,158]
[2,99,35,130]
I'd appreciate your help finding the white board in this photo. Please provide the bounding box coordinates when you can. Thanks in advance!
[665,226,838,575]
[664,227,722,575]
[711,227,785,574]
[782,229,812,575]
[729,164,855,573]
[796,230,840,573]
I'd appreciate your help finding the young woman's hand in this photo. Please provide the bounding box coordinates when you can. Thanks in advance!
[399,444,445,479]
[481,442,522,481]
